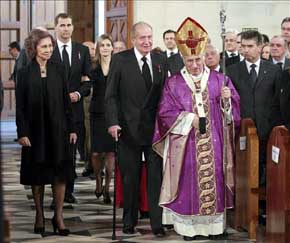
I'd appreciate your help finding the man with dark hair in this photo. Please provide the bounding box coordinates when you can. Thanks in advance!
[105,21,167,237]
[270,35,290,70]
[162,29,184,75]
[8,41,21,83]
[51,13,91,204]
[281,17,290,42]
[227,30,282,187]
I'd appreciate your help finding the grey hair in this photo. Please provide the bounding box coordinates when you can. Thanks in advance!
[131,21,152,38]
[271,35,288,48]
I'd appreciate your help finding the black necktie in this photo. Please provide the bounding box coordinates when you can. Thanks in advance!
[62,45,70,79]
[170,52,174,56]
[277,62,283,71]
[249,63,257,84]
[141,56,152,91]
[230,53,236,57]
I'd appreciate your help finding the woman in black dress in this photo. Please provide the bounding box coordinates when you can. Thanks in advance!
[90,34,114,204]
[16,29,77,235]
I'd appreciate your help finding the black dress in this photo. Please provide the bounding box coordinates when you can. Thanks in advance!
[16,60,75,185]
[90,64,114,153]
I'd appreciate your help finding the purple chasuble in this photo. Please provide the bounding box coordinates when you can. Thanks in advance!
[153,69,240,217]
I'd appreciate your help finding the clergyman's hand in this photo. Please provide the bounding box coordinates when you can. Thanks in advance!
[192,115,199,129]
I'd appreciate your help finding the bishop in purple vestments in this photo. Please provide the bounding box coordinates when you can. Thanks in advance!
[152,17,240,240]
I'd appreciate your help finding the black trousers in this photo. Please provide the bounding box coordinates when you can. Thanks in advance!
[118,139,163,230]
[66,122,85,195]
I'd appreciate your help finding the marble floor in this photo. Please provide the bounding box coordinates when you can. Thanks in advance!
[1,121,258,243]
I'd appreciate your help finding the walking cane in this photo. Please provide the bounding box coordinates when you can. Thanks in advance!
[112,130,120,240]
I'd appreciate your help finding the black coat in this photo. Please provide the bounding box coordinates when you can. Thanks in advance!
[162,51,184,75]
[16,60,74,168]
[227,60,282,139]
[90,63,107,115]
[220,52,241,67]
[50,42,92,123]
[270,68,290,131]
[105,48,167,146]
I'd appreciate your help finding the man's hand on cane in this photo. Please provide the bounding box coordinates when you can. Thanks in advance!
[108,125,121,141]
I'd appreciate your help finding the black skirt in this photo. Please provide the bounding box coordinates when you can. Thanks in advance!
[90,114,114,153]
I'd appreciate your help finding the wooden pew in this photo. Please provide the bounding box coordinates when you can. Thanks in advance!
[266,126,290,243]
[234,118,259,240]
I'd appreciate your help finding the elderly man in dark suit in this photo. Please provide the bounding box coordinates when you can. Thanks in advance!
[105,21,167,237]
[227,30,282,187]
[50,13,91,204]
[271,68,290,131]
[270,35,290,70]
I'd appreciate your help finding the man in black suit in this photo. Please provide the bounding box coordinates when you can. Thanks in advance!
[220,29,243,67]
[8,41,20,83]
[162,29,184,75]
[227,30,281,186]
[270,35,290,70]
[105,22,167,237]
[51,13,91,204]
[271,68,290,131]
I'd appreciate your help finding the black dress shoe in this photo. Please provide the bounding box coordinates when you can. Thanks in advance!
[64,194,77,204]
[122,225,135,234]
[183,235,197,241]
[153,227,166,237]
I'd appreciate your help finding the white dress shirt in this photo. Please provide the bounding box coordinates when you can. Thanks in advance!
[166,47,179,58]
[134,47,153,80]
[57,39,72,66]
[245,58,261,76]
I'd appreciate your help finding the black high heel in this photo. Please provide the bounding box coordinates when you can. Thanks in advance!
[51,216,70,236]
[34,213,45,234]
[95,186,104,199]
[103,191,112,204]
[34,226,45,234]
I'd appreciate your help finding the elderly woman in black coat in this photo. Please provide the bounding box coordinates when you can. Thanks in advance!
[16,29,77,236]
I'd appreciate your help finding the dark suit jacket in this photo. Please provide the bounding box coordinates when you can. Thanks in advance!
[269,57,290,70]
[162,51,184,75]
[220,51,241,67]
[227,60,282,139]
[270,68,290,131]
[50,41,91,122]
[105,48,167,146]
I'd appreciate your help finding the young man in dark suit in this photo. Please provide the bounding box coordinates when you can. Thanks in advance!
[105,22,167,237]
[50,13,91,204]
[227,30,282,187]
[162,29,184,75]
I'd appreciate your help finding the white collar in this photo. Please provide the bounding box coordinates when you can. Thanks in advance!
[245,58,261,73]
[134,47,151,63]
[180,65,210,94]
[226,50,239,57]
[57,39,72,49]
[166,48,178,57]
